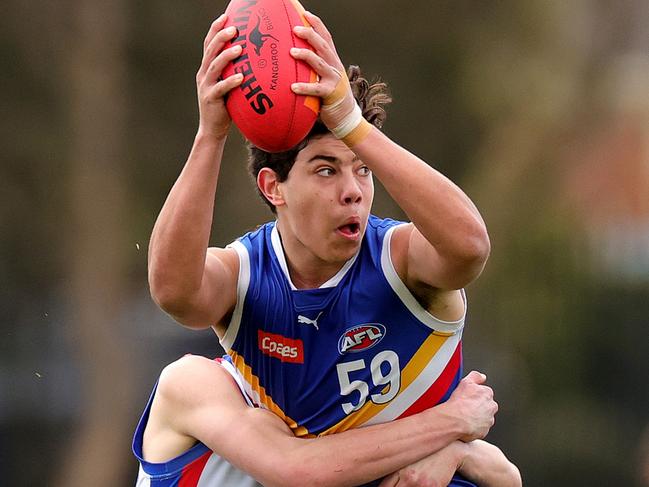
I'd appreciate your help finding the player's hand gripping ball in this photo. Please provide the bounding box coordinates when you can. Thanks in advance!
[222,0,320,152]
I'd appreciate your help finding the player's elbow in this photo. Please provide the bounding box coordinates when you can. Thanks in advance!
[458,221,491,268]
[150,278,182,313]
[149,267,192,313]
[149,276,209,329]
[148,252,188,303]
[447,225,490,286]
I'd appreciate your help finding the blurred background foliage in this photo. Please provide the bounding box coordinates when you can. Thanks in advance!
[2,0,648,485]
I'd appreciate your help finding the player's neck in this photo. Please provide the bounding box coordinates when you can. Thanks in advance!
[276,223,345,290]
[284,246,344,290]
[289,264,340,289]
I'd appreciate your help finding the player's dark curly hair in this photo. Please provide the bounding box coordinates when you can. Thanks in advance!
[247,65,391,213]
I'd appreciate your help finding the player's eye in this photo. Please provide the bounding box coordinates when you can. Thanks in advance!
[357,166,371,176]
[317,167,335,176]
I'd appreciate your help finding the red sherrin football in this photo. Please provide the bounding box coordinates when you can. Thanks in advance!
[223,0,320,152]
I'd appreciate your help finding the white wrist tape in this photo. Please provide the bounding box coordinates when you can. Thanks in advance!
[331,103,363,139]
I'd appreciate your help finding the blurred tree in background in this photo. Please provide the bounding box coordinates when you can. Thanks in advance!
[2,0,648,485]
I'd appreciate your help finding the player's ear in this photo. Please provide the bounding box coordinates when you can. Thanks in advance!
[257,168,285,207]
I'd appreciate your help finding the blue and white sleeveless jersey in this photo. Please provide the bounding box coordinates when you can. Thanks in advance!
[221,215,466,438]
[132,357,262,487]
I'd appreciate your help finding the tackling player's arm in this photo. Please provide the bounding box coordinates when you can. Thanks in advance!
[379,440,521,487]
[148,15,242,330]
[291,12,490,301]
[144,356,498,487]
[459,440,522,487]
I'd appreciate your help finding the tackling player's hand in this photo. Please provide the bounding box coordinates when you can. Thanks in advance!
[288,12,358,133]
[445,371,498,442]
[377,441,465,487]
[195,14,244,140]
[458,440,523,487]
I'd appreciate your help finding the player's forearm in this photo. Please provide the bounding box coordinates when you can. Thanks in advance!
[262,404,467,487]
[148,132,226,311]
[459,440,522,487]
[353,128,490,269]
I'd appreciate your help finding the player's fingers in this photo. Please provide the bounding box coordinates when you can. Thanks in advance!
[203,14,228,51]
[201,44,243,86]
[291,81,329,98]
[376,472,399,487]
[293,25,342,70]
[205,25,238,60]
[292,25,327,53]
[198,25,238,79]
[289,47,338,82]
[303,11,334,47]
[463,370,487,384]
[203,73,244,101]
[289,46,340,100]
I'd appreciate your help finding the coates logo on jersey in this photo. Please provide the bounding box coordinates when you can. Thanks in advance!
[258,330,304,364]
[338,324,386,354]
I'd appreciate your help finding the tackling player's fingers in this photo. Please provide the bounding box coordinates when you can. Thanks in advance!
[376,473,399,487]
[481,384,494,398]
[464,370,487,384]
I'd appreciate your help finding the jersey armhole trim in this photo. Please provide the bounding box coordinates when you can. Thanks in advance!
[221,240,251,351]
[380,225,466,335]
[217,356,256,407]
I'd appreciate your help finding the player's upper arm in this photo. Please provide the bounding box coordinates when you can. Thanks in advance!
[155,355,251,441]
[154,246,239,330]
[391,223,489,292]
[155,355,305,487]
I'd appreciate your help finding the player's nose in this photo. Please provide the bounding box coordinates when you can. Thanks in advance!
[340,172,362,205]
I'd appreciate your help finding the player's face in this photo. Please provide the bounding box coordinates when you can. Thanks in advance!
[276,134,374,265]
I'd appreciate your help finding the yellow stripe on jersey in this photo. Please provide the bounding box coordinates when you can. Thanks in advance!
[317,332,452,436]
[228,351,313,438]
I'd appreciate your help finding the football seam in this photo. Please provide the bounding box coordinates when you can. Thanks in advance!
[281,0,300,150]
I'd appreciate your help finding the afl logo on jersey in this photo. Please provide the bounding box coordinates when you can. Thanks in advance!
[338,324,386,354]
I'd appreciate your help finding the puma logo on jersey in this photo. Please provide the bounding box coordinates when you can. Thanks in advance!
[338,324,386,354]
[297,312,323,330]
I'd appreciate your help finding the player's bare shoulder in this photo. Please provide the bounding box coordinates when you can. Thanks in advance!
[207,245,240,273]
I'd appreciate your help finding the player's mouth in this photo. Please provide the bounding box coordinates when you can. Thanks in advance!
[336,218,361,240]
